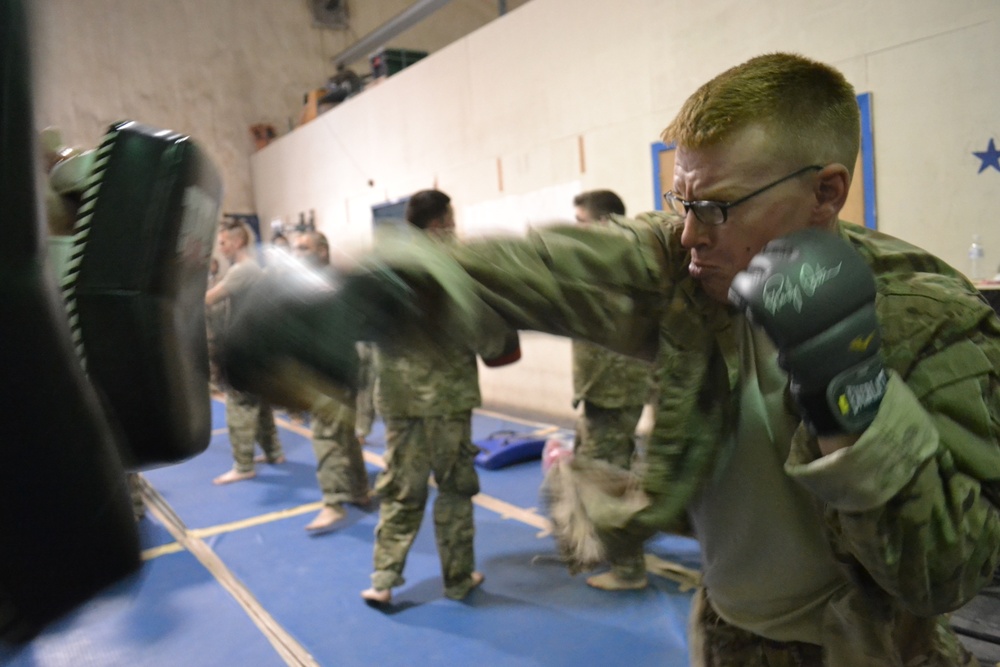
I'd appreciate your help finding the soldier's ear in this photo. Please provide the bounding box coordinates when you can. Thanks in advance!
[811,163,850,224]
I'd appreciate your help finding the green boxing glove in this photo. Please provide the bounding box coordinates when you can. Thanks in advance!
[218,262,417,407]
[728,228,888,435]
[218,256,522,409]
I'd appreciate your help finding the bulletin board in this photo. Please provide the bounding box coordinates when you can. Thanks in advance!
[651,92,877,230]
[372,196,410,229]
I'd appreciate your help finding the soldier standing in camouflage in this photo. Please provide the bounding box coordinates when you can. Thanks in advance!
[569,190,654,591]
[291,231,372,533]
[207,220,285,485]
[361,190,487,605]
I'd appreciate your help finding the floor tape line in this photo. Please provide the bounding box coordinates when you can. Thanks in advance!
[273,416,553,532]
[145,410,554,555]
[137,475,321,667]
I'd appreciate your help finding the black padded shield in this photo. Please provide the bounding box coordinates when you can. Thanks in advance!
[63,121,223,468]
[0,0,140,643]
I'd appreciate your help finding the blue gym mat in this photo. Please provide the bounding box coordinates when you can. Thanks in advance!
[1,399,699,666]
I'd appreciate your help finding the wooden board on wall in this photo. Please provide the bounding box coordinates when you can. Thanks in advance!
[651,92,876,230]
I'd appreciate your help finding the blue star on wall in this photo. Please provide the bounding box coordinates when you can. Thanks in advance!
[974,138,1000,174]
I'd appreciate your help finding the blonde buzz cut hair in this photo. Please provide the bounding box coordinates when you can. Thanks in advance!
[662,53,861,176]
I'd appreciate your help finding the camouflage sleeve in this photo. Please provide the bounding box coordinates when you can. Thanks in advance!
[370,221,666,362]
[446,223,666,360]
[787,349,1000,615]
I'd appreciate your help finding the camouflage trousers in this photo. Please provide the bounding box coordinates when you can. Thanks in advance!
[689,587,980,667]
[225,390,283,473]
[371,413,480,599]
[574,401,644,470]
[576,401,646,581]
[355,342,377,439]
[312,403,368,507]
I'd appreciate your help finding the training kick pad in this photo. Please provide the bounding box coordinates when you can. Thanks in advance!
[0,0,140,643]
[474,430,551,470]
[62,120,222,468]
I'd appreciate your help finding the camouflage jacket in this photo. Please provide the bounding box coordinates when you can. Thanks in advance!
[373,338,480,419]
[382,213,1000,660]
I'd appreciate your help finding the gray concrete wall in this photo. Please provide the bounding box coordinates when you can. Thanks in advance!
[29,0,528,213]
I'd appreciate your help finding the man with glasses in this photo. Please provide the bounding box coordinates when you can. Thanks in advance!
[224,53,1000,664]
[663,165,822,227]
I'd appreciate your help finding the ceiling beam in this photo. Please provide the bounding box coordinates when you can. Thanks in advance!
[331,0,453,68]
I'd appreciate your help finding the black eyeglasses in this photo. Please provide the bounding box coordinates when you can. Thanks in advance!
[664,165,823,226]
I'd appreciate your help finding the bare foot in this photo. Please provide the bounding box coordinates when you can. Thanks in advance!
[585,571,648,591]
[361,587,391,605]
[445,571,485,600]
[304,505,346,534]
[212,469,256,485]
[253,454,286,464]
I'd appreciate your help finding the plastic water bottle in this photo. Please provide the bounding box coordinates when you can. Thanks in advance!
[969,234,985,282]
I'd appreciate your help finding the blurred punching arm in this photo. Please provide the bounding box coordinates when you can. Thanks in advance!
[441,223,665,359]
[217,266,385,407]
[219,222,664,409]
[217,241,514,409]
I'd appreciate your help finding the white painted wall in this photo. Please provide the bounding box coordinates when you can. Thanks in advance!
[25,0,1000,421]
[251,0,1000,419]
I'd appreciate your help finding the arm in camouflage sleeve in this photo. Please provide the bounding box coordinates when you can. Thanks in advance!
[439,222,666,360]
[787,290,1000,616]
[219,221,667,414]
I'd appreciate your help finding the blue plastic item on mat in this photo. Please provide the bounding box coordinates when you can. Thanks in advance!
[474,430,549,470]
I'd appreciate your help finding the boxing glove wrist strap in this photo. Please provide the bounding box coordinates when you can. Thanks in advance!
[795,355,888,436]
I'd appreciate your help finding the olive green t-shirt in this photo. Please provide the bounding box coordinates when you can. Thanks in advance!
[687,317,848,644]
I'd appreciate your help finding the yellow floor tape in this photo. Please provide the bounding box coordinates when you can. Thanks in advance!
[139,406,701,638]
[138,474,321,667]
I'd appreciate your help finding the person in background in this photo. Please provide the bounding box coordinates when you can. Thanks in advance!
[291,230,372,533]
[361,190,488,605]
[568,189,655,591]
[207,219,285,485]
[271,232,290,252]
